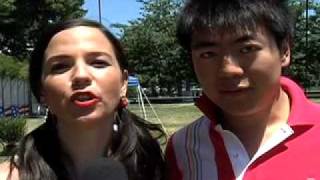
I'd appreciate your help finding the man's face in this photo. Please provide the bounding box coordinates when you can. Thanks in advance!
[191,26,290,118]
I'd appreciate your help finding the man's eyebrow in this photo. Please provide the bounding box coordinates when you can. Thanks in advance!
[191,41,218,50]
[234,34,257,43]
[190,33,258,50]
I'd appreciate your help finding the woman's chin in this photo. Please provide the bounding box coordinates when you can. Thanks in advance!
[72,113,104,124]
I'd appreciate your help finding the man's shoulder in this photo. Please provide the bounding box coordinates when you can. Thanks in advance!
[281,77,320,124]
[171,116,211,143]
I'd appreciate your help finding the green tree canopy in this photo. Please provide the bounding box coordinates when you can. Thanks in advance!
[0,0,86,60]
[115,0,195,96]
[288,0,320,88]
[0,54,27,79]
[117,0,320,95]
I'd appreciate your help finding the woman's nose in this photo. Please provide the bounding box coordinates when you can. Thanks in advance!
[71,63,92,90]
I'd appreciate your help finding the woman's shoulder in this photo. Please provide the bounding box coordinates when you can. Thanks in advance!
[0,161,19,180]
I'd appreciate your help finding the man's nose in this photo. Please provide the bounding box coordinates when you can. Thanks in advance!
[219,55,244,78]
[71,62,91,90]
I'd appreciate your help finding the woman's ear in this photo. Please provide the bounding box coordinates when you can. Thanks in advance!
[40,87,47,105]
[120,70,128,97]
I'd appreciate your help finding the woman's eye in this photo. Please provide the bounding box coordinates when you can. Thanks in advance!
[91,60,109,68]
[50,63,70,74]
[240,45,260,54]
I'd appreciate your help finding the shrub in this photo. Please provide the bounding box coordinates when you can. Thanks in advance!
[0,117,27,155]
[127,86,138,98]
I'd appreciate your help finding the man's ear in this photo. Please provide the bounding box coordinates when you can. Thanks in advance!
[280,41,291,68]
[121,70,128,97]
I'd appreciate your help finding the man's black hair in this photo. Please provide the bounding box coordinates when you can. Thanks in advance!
[177,0,294,50]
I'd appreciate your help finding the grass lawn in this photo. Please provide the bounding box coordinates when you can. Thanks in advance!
[129,103,203,135]
[0,99,319,161]
[24,103,203,136]
[25,98,320,136]
[311,98,320,103]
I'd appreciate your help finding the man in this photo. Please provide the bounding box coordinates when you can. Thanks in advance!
[166,0,320,179]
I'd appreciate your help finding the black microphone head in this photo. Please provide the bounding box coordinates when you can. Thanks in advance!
[80,158,128,180]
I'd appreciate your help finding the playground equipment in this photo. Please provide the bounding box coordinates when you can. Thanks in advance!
[128,76,168,134]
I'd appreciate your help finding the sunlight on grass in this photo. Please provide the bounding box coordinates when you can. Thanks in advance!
[26,118,44,133]
[25,98,320,136]
[23,103,203,136]
[129,103,203,135]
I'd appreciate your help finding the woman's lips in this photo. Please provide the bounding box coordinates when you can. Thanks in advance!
[70,91,100,108]
[73,98,100,108]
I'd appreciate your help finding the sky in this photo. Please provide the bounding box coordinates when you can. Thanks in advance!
[83,0,142,33]
[82,0,320,34]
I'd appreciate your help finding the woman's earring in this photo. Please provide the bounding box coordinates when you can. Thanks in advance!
[113,112,121,132]
[44,107,49,119]
[118,96,129,109]
[113,123,119,132]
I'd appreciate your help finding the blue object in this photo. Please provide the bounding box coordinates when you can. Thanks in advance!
[0,106,3,117]
[128,76,140,87]
[11,105,19,117]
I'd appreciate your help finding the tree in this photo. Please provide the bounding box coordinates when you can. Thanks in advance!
[117,0,320,95]
[288,0,320,88]
[115,0,195,96]
[0,54,28,110]
[0,0,86,60]
[0,54,27,80]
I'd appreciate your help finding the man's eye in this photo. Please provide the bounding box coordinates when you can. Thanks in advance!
[199,51,217,59]
[50,63,70,74]
[91,60,109,68]
[240,46,260,54]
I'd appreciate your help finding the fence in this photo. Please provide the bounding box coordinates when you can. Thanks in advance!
[306,90,320,99]
[0,77,30,117]
[0,76,319,117]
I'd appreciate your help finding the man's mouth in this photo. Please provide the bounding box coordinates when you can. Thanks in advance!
[219,87,251,94]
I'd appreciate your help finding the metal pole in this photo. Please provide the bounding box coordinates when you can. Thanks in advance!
[98,0,102,23]
[306,0,309,49]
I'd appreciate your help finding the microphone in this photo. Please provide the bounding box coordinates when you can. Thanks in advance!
[80,158,128,180]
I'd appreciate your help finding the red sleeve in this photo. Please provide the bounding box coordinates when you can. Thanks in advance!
[165,136,183,180]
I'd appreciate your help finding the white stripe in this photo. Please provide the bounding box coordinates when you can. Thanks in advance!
[172,116,294,180]
[173,116,218,180]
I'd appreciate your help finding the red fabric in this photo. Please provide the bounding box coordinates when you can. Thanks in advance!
[209,127,236,180]
[165,77,320,180]
[242,77,320,179]
[165,136,183,180]
[196,94,236,179]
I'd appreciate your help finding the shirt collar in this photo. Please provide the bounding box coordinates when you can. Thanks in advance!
[195,77,312,127]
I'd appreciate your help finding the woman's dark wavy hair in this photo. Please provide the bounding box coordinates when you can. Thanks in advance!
[9,18,166,180]
[177,0,294,51]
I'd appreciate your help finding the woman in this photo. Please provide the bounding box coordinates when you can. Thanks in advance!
[0,19,165,180]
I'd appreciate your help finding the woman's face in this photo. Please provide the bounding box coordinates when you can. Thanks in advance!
[41,26,127,126]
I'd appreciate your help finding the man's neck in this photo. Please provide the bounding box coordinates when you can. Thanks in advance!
[221,89,290,158]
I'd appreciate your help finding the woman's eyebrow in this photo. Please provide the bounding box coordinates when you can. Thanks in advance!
[46,55,71,64]
[85,51,113,59]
